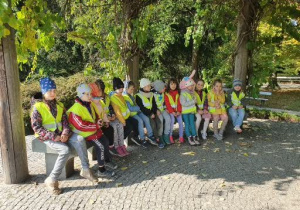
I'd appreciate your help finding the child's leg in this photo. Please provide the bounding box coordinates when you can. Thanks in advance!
[90,139,105,167]
[182,114,192,137]
[177,115,184,138]
[219,114,228,135]
[236,108,245,127]
[150,117,159,138]
[170,114,175,136]
[126,117,139,138]
[102,125,114,147]
[133,114,146,140]
[43,140,70,181]
[189,114,197,137]
[202,115,210,134]
[116,121,125,147]
[162,111,171,135]
[100,135,112,163]
[157,114,164,137]
[195,113,201,133]
[139,112,154,137]
[110,121,120,148]
[228,108,238,127]
[68,133,89,170]
[212,114,220,135]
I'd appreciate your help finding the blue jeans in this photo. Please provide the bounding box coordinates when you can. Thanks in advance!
[43,140,70,181]
[68,133,89,170]
[133,112,154,140]
[182,114,197,137]
[228,108,245,127]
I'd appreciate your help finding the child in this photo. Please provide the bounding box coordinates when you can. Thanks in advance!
[153,80,171,146]
[179,71,200,146]
[226,79,246,133]
[135,78,161,146]
[110,77,140,150]
[195,79,211,140]
[208,79,228,140]
[165,78,184,143]
[68,84,115,178]
[94,79,119,157]
[31,77,71,195]
[123,80,157,148]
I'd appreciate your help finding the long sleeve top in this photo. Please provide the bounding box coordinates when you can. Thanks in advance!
[31,97,70,141]
[180,90,197,111]
[225,89,246,108]
[195,89,209,111]
[207,90,226,115]
[135,90,157,116]
[164,90,182,113]
[124,93,141,113]
[111,94,127,124]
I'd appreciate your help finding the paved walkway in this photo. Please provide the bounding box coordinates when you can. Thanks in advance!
[0,119,300,210]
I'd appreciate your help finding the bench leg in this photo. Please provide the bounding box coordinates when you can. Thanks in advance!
[45,154,75,179]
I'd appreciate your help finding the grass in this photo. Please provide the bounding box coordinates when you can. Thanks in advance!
[248,89,300,112]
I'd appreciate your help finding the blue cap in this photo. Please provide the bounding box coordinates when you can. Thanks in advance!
[40,77,56,94]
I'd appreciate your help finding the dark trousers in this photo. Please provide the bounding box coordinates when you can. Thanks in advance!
[124,117,139,139]
[102,125,114,146]
[87,135,111,166]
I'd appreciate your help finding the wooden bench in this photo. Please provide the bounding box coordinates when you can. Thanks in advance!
[32,138,96,179]
[245,91,272,106]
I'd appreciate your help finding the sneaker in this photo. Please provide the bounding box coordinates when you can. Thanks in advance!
[158,143,165,149]
[80,169,98,182]
[109,147,121,157]
[218,133,224,140]
[179,137,184,143]
[105,161,118,170]
[97,169,115,178]
[188,136,196,146]
[213,134,222,141]
[148,137,158,146]
[193,136,201,145]
[116,146,126,157]
[45,177,61,195]
[169,136,174,144]
[141,140,149,148]
[201,131,207,140]
[130,136,142,146]
[234,126,242,133]
[121,145,130,156]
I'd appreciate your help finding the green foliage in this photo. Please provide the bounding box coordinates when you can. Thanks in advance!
[247,108,300,123]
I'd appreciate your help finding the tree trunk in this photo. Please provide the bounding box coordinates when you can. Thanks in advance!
[234,0,259,90]
[0,26,29,184]
[192,46,200,80]
[126,53,140,88]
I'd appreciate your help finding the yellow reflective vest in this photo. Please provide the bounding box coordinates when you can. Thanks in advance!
[123,93,138,117]
[111,94,131,119]
[231,91,245,107]
[181,92,197,114]
[196,91,206,110]
[32,101,64,137]
[154,93,165,112]
[165,93,179,109]
[208,91,226,114]
[135,92,153,110]
[100,96,110,115]
[67,102,99,138]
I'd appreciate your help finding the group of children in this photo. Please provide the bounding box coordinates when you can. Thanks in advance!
[31,71,246,195]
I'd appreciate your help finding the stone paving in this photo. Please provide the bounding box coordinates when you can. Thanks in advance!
[0,118,300,210]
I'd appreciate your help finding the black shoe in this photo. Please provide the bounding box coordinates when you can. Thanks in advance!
[193,136,201,146]
[141,140,149,149]
[105,161,118,170]
[97,169,115,178]
[148,136,158,146]
[130,136,142,146]
[188,136,196,146]
[109,147,121,157]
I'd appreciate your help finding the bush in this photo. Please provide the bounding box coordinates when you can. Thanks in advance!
[247,108,300,123]
[21,73,98,134]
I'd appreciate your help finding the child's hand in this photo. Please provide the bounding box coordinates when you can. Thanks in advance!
[104,122,109,128]
[204,110,209,114]
[232,106,238,110]
[198,110,204,115]
[157,110,161,116]
[54,135,61,142]
[61,135,69,143]
[122,122,126,126]
[98,119,103,127]
[151,114,155,119]
[176,112,181,116]
[238,105,244,109]
[172,112,177,117]
[110,115,116,121]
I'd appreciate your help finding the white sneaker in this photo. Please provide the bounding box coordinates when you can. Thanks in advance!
[201,131,207,140]
[213,134,223,141]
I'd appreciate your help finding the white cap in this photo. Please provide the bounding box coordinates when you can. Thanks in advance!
[77,83,91,98]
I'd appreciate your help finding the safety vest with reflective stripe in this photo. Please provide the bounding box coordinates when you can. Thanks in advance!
[123,93,138,117]
[181,92,197,114]
[100,96,110,115]
[33,102,64,137]
[165,93,179,109]
[111,94,131,119]
[231,91,245,106]
[135,93,153,110]
[154,93,165,111]
[196,91,206,110]
[208,91,226,113]
[67,102,99,138]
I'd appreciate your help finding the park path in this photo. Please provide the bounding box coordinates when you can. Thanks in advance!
[0,118,300,210]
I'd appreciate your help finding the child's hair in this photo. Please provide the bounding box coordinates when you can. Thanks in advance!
[127,81,135,89]
[95,79,105,91]
[166,78,180,93]
[195,79,205,91]
[212,79,222,86]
